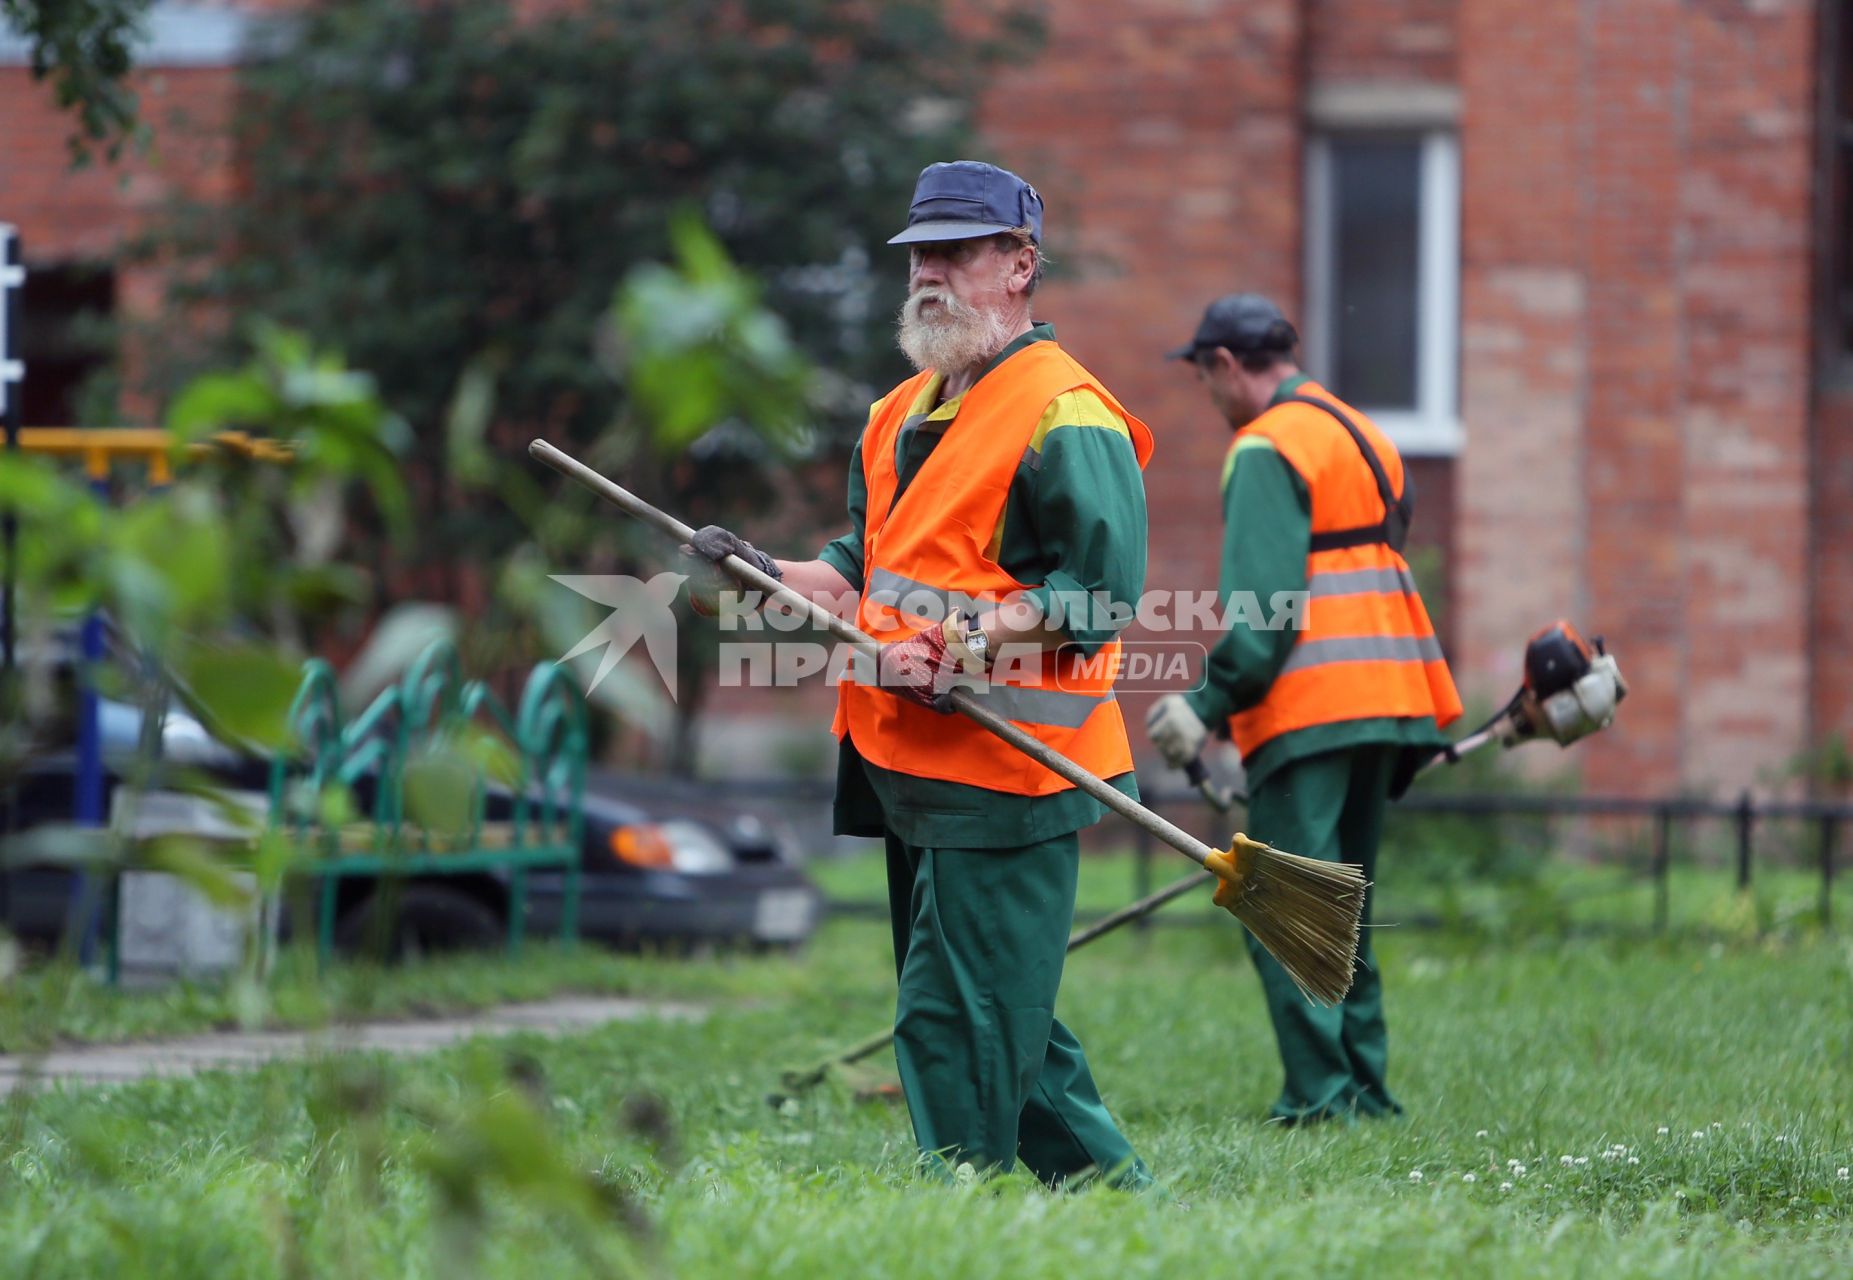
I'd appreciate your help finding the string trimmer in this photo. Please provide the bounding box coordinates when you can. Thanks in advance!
[530,438,1369,1007]
[1185,619,1628,810]
[776,620,1628,1101]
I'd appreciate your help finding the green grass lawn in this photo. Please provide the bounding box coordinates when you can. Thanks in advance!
[4,845,1846,1055]
[2,899,1849,1277]
[0,935,811,1054]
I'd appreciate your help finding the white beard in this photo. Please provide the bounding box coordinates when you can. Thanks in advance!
[896,287,1018,376]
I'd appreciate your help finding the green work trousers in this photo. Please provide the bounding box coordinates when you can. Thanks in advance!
[884,831,1150,1188]
[1244,744,1403,1125]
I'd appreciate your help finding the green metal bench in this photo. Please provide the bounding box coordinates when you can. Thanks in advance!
[267,639,586,962]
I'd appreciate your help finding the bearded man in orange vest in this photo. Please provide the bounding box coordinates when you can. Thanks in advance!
[687,162,1156,1188]
[1146,294,1463,1126]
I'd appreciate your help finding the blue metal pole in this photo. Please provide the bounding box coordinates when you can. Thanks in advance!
[2,226,22,936]
[72,474,109,966]
[2,224,21,674]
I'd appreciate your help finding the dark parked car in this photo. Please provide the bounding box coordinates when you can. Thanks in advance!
[521,773,821,953]
[1,695,821,959]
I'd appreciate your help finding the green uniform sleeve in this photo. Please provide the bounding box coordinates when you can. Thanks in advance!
[1184,439,1309,729]
[816,437,867,591]
[1015,392,1148,657]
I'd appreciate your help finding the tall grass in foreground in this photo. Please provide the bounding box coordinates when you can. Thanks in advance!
[1,915,1848,1278]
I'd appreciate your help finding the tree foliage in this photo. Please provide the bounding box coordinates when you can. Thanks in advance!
[158,0,1038,555]
[1,0,150,160]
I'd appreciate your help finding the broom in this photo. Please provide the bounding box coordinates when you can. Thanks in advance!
[528,441,1368,1008]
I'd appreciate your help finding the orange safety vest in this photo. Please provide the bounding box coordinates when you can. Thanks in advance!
[1225,382,1463,756]
[831,341,1155,794]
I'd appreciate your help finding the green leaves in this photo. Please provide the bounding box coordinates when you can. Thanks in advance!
[1,0,151,162]
[165,320,411,537]
[610,211,815,453]
[171,640,304,753]
[147,0,1034,590]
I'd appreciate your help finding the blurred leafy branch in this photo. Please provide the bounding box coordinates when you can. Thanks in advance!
[0,0,151,162]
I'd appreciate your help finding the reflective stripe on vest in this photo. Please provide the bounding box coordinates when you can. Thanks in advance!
[1307,565,1418,599]
[864,566,971,621]
[1279,632,1447,677]
[1224,383,1462,756]
[831,341,1155,794]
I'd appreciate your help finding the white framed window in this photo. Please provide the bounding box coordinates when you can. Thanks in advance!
[1304,129,1462,455]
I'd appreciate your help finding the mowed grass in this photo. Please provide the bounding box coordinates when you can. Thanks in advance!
[10,841,1844,1053]
[2,886,1850,1277]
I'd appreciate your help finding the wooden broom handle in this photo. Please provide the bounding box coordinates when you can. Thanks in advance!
[529,439,1222,871]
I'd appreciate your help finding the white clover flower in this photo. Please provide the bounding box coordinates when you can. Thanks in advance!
[1575,1156,1589,1166]
[1657,1126,1670,1136]
[1409,1169,1424,1183]
[1476,1129,1489,1139]
[1513,1163,1527,1176]
[1560,1155,1575,1167]
[1628,1156,1640,1165]
[1691,1131,1706,1139]
[1774,1135,1788,1143]
[1463,1173,1477,1183]
[1711,1121,1723,1130]
[1499,1181,1513,1192]
[1838,1168,1849,1181]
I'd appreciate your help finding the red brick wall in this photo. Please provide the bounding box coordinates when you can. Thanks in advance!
[976,0,1310,752]
[1458,0,1820,795]
[1455,0,1588,730]
[1813,384,1853,759]
[1308,0,1455,85]
[1580,0,1687,793]
[2,64,243,415]
[1673,1,1816,792]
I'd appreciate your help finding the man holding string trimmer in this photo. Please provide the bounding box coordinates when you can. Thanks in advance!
[686,161,1159,1189]
[1146,294,1463,1127]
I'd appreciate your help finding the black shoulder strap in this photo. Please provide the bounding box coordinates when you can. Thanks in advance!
[1282,394,1413,553]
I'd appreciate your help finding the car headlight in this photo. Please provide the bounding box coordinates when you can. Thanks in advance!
[608,820,734,875]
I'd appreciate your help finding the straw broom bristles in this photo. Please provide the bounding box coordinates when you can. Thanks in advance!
[1206,833,1368,1006]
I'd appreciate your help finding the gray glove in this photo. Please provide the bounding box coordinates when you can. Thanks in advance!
[686,525,782,581]
[1144,693,1209,769]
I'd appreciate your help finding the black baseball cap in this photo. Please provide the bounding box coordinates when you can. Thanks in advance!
[888,160,1044,245]
[1168,293,1299,361]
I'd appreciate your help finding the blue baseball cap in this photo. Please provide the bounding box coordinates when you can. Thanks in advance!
[888,160,1044,245]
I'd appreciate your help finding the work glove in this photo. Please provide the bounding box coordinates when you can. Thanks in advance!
[686,524,782,580]
[1144,692,1208,769]
[682,524,781,617]
[876,615,977,713]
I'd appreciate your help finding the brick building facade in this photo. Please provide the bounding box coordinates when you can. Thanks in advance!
[981,0,1848,797]
[4,1,1850,795]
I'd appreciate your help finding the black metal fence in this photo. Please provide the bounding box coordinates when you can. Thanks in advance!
[728,778,1846,935]
[1131,786,1846,935]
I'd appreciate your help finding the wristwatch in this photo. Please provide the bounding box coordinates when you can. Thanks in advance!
[956,609,991,669]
